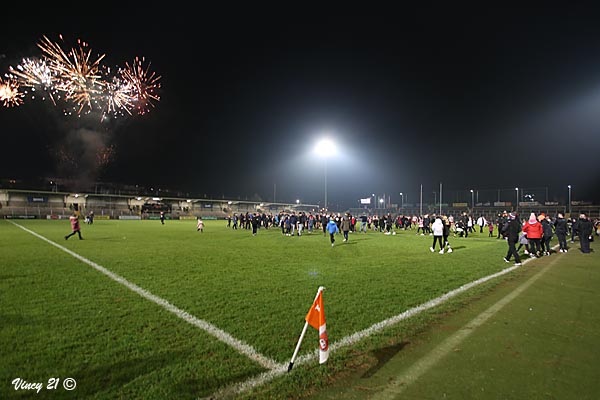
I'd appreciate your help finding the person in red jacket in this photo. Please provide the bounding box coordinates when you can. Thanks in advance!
[65,212,83,240]
[522,212,543,257]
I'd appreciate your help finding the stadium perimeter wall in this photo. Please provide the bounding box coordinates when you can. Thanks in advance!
[0,190,318,220]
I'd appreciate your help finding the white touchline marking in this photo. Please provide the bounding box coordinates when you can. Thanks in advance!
[207,246,560,399]
[369,249,561,400]
[9,221,278,371]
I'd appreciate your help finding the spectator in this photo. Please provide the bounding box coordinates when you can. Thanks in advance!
[554,213,568,252]
[522,212,543,257]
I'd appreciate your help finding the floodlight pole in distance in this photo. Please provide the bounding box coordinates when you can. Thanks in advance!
[315,138,335,211]
[568,185,571,215]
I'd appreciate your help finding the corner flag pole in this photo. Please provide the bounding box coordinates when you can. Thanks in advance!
[288,286,325,372]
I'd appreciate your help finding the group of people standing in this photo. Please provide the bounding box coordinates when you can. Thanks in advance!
[503,212,595,265]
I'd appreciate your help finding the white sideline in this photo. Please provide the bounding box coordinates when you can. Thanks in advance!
[9,221,279,371]
[207,248,556,399]
[370,251,560,399]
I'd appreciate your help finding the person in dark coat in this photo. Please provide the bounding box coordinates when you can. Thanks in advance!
[539,213,554,256]
[503,212,522,265]
[570,217,579,243]
[578,213,593,253]
[554,213,568,252]
[251,213,260,236]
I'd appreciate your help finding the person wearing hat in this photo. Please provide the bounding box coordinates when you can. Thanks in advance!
[503,212,522,265]
[522,212,543,257]
[554,213,568,252]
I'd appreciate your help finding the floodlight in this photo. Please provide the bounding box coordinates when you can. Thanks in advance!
[315,138,336,157]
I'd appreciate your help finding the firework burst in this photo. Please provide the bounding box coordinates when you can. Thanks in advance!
[8,57,58,104]
[2,34,161,120]
[121,56,162,115]
[37,35,106,114]
[0,76,24,107]
[96,144,116,167]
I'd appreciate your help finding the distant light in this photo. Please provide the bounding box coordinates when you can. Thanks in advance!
[470,189,474,193]
[399,192,403,195]
[136,197,142,201]
[186,199,192,203]
[379,198,384,203]
[227,201,232,205]
[260,203,264,206]
[568,185,571,189]
[515,187,519,191]
[296,199,300,204]
[74,194,79,198]
[152,197,161,201]
[315,138,336,157]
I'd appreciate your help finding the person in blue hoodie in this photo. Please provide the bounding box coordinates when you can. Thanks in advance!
[326,217,340,247]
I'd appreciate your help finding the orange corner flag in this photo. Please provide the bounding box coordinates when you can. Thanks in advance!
[305,288,329,363]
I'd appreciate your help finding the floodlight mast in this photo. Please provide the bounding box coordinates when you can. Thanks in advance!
[315,139,336,211]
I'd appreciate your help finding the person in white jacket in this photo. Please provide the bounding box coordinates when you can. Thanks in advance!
[430,216,445,254]
[476,215,487,233]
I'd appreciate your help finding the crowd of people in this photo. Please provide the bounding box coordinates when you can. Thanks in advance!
[63,207,597,256]
[222,210,598,254]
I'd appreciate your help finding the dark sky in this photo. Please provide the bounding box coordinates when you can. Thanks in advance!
[2,6,600,209]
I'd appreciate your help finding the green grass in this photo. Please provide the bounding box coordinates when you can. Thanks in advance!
[0,219,556,399]
[307,237,600,400]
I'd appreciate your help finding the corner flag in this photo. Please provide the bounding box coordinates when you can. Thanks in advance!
[288,286,329,371]
[305,288,329,364]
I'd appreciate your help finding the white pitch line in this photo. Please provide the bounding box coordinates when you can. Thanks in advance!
[9,221,278,371]
[207,246,558,399]
[369,251,560,399]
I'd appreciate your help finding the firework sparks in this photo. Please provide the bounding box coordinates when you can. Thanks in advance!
[38,35,107,114]
[122,56,162,115]
[96,144,116,167]
[0,76,24,107]
[2,34,161,119]
[99,67,135,118]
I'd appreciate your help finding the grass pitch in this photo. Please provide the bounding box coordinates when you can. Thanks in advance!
[0,219,571,399]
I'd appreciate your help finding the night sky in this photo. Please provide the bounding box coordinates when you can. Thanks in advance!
[2,6,600,209]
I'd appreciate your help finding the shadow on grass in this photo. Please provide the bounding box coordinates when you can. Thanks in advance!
[361,341,410,379]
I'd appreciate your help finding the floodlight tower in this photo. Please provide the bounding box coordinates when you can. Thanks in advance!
[470,189,474,210]
[568,185,572,214]
[315,138,336,211]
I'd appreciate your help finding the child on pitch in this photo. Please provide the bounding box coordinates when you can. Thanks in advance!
[327,217,340,247]
[197,216,204,232]
[516,230,530,255]
[65,212,83,240]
